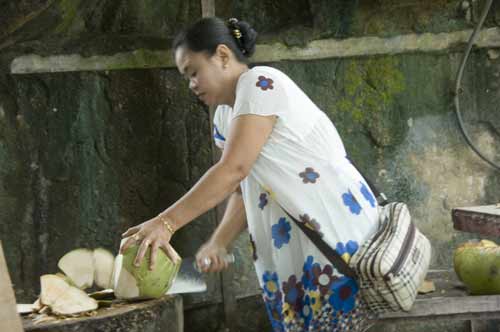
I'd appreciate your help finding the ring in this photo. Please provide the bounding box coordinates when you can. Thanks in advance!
[144,239,151,246]
[202,257,211,267]
[133,233,141,241]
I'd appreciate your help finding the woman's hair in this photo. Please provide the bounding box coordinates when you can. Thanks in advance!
[173,17,258,62]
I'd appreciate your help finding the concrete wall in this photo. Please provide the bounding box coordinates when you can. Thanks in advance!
[1,1,500,331]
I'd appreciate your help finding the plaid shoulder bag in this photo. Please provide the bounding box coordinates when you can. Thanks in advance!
[281,163,432,314]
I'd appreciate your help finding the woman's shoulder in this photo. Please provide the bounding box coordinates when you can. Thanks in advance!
[236,66,291,97]
[248,65,283,75]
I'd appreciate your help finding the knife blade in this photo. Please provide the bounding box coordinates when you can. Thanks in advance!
[166,253,235,295]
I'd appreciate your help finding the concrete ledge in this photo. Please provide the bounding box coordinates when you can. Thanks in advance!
[22,295,183,332]
[10,28,500,74]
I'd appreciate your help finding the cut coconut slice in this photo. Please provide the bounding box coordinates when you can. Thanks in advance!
[58,249,94,289]
[17,303,35,315]
[93,248,115,289]
[113,237,181,299]
[40,274,98,315]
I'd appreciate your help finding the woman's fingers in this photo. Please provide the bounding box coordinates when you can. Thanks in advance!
[120,235,139,254]
[121,226,140,238]
[149,241,160,270]
[134,238,151,267]
[163,242,180,264]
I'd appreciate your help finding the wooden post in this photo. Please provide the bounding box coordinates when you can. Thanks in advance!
[0,241,24,332]
[200,1,238,331]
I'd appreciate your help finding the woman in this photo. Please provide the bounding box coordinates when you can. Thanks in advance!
[121,17,379,331]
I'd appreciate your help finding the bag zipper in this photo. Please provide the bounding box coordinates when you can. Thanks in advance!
[367,203,395,279]
[383,220,416,281]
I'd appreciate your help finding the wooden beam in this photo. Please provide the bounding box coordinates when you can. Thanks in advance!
[0,241,24,332]
[200,2,238,331]
[201,0,215,18]
[10,28,500,74]
[380,295,500,322]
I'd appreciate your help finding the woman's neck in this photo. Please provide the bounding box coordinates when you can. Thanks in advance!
[226,63,249,107]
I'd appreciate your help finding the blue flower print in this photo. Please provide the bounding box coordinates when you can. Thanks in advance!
[283,275,305,312]
[256,76,274,91]
[299,167,320,184]
[258,193,268,210]
[336,240,359,264]
[342,190,362,215]
[299,213,323,237]
[213,124,225,142]
[301,295,313,329]
[360,182,376,207]
[263,297,285,332]
[329,276,359,313]
[312,264,337,296]
[301,256,318,291]
[263,271,281,300]
[272,217,291,249]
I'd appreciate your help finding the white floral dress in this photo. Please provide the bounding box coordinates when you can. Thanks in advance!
[213,66,379,332]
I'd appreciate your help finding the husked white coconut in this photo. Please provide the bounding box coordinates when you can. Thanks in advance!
[40,274,98,315]
[93,248,115,289]
[113,254,140,298]
[57,248,94,289]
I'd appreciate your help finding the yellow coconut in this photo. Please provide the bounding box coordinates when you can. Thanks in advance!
[454,240,500,295]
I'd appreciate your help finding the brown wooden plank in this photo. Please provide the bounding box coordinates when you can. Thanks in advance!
[200,2,238,331]
[381,295,500,322]
[0,241,24,332]
[452,205,500,236]
[201,0,215,17]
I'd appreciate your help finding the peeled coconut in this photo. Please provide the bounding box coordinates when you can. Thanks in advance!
[113,239,181,299]
[57,249,94,289]
[93,248,115,289]
[57,248,115,290]
[40,274,98,315]
[454,239,500,295]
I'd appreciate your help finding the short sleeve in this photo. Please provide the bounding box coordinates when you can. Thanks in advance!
[232,68,287,119]
[213,105,229,149]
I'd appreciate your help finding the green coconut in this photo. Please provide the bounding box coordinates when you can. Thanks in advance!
[113,239,181,300]
[454,240,500,295]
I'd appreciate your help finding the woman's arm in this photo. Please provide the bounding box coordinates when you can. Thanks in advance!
[160,114,275,231]
[196,188,247,272]
[211,187,247,248]
[122,114,275,267]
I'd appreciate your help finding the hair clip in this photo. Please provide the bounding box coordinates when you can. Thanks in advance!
[227,17,241,39]
[227,17,245,53]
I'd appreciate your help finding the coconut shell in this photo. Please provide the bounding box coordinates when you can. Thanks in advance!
[454,240,500,295]
[113,242,181,299]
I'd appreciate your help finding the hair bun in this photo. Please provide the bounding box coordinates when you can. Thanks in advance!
[227,18,257,57]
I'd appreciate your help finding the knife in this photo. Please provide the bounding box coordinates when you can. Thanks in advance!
[166,253,235,295]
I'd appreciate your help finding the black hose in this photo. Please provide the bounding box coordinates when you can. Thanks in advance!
[454,0,500,171]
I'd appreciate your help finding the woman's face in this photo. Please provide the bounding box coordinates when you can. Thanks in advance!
[175,46,227,107]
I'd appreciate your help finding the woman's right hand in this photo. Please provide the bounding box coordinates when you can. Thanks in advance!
[195,240,230,273]
[120,215,177,270]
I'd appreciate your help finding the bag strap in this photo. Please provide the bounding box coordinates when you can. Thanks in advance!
[276,158,387,278]
[281,208,358,279]
[346,157,389,206]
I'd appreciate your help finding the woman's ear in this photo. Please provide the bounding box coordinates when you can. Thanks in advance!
[215,44,232,68]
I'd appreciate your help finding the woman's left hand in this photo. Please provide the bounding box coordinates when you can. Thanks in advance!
[120,216,177,270]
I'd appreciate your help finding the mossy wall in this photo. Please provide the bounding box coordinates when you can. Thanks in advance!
[1,1,500,332]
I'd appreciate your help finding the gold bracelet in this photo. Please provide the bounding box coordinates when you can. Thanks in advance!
[158,214,175,235]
